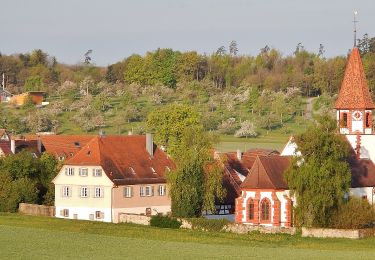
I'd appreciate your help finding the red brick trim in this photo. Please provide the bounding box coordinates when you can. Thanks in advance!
[284,195,292,227]
[271,191,281,226]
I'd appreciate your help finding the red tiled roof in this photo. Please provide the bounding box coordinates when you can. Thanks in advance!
[65,135,175,185]
[335,48,375,109]
[241,156,291,190]
[38,135,95,159]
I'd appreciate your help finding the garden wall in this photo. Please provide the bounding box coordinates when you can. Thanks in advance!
[117,213,295,235]
[224,223,296,235]
[18,203,55,217]
[302,227,375,239]
[118,213,151,225]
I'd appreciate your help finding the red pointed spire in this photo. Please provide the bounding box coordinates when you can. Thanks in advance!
[335,48,375,109]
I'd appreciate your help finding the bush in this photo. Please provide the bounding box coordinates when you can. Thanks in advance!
[150,215,182,229]
[188,218,230,232]
[330,197,375,229]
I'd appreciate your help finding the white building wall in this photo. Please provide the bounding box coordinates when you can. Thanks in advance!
[350,187,375,205]
[56,206,112,222]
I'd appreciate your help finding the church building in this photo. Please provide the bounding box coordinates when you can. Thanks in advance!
[234,47,375,227]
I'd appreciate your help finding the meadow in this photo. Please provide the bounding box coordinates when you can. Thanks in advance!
[1,213,375,259]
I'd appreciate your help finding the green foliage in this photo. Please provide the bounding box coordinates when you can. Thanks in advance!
[149,215,182,229]
[330,197,375,229]
[188,218,230,232]
[146,103,201,156]
[167,127,225,217]
[286,116,352,227]
[0,151,59,211]
[24,76,44,92]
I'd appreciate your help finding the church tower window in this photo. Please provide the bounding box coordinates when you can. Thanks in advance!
[342,113,348,127]
[365,112,371,128]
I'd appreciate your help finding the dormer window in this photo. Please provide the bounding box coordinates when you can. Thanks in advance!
[165,166,171,172]
[74,141,80,147]
[129,167,136,175]
[150,167,157,174]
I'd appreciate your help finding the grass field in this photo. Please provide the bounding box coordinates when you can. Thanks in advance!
[1,213,375,259]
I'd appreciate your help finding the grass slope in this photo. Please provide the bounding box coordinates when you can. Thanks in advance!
[1,213,375,259]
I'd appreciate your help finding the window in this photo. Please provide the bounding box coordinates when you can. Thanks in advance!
[248,200,254,220]
[95,211,104,219]
[366,113,371,128]
[158,185,166,196]
[140,186,153,197]
[80,187,89,198]
[124,186,133,198]
[58,156,65,161]
[65,167,74,176]
[129,167,136,175]
[61,209,69,217]
[79,168,88,177]
[93,168,102,177]
[151,167,157,174]
[342,113,348,127]
[94,187,103,198]
[62,186,70,197]
[260,199,270,221]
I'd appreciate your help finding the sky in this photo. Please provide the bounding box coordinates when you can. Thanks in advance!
[1,0,374,66]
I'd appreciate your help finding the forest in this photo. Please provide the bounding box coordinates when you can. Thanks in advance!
[0,34,375,139]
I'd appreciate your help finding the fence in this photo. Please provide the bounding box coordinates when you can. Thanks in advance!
[18,203,55,217]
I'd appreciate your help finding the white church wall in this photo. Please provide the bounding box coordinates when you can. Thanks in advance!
[350,187,375,205]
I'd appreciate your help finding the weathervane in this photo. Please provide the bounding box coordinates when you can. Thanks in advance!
[353,11,358,47]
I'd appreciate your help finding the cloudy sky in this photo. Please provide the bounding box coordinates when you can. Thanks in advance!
[1,0,374,66]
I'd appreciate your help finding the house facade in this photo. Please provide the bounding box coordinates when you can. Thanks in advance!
[53,134,174,223]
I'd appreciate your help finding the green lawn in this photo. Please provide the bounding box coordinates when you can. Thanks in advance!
[1,214,375,259]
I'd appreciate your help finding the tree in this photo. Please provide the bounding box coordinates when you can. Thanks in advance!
[285,116,352,227]
[318,44,325,58]
[229,40,238,56]
[167,127,225,217]
[234,120,258,138]
[146,104,201,156]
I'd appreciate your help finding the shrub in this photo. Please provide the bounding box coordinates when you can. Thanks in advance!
[150,215,182,229]
[330,197,375,229]
[188,218,230,232]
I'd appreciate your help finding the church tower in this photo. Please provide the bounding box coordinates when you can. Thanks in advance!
[335,47,375,135]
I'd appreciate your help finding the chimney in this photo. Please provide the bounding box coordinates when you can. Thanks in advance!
[236,149,242,161]
[11,139,15,154]
[37,138,42,153]
[146,133,154,158]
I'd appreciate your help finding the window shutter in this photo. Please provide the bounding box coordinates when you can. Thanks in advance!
[151,186,154,196]
[69,186,72,197]
[100,212,105,219]
[65,168,68,175]
[130,187,133,197]
[78,187,81,197]
[101,188,104,198]
[60,209,64,216]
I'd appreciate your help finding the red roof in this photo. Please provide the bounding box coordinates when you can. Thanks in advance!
[335,48,375,109]
[65,135,175,185]
[241,156,291,190]
[38,135,95,159]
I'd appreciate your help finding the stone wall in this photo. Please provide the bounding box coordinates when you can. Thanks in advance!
[302,227,375,239]
[118,213,151,225]
[224,223,296,235]
[18,203,55,217]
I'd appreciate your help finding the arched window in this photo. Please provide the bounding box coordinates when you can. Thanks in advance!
[260,198,270,221]
[248,199,254,220]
